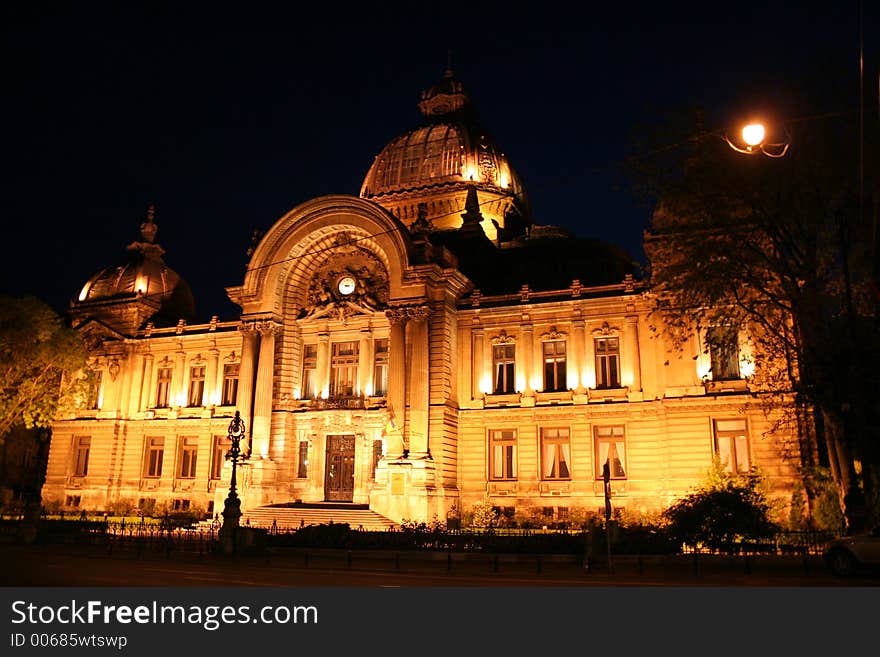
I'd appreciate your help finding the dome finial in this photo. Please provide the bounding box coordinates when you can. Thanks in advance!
[460,183,484,227]
[445,49,453,77]
[140,203,158,243]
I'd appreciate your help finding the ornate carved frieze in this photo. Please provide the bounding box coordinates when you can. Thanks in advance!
[540,326,567,340]
[385,304,431,324]
[489,330,515,344]
[300,240,389,322]
[592,321,621,336]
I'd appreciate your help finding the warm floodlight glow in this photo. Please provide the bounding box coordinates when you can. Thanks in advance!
[498,173,509,188]
[464,165,478,181]
[742,123,765,147]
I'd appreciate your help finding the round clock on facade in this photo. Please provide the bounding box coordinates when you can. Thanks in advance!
[337,275,356,296]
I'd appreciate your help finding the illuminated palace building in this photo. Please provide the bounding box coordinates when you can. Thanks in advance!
[42,70,801,525]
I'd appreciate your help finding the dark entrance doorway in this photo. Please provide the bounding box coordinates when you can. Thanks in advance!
[324,435,355,501]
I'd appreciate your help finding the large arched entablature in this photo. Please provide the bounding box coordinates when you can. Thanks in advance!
[234,195,414,317]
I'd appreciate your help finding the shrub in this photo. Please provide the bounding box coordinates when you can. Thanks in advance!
[662,470,778,554]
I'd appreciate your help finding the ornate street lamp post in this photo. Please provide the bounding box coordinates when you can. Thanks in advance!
[219,410,249,551]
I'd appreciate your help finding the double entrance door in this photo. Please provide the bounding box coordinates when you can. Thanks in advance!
[324,434,355,501]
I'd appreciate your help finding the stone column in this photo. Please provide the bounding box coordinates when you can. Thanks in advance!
[316,330,330,399]
[237,322,259,453]
[358,327,372,397]
[140,352,154,410]
[174,343,186,408]
[625,313,642,392]
[206,345,220,407]
[572,316,587,394]
[251,321,280,459]
[472,323,485,400]
[520,319,535,404]
[128,348,145,414]
[385,307,408,456]
[406,305,431,456]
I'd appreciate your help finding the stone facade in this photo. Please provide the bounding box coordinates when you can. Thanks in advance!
[42,71,803,525]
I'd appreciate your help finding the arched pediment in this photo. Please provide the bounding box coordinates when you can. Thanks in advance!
[229,195,414,317]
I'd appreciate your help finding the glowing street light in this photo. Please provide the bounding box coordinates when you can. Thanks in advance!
[723,121,790,158]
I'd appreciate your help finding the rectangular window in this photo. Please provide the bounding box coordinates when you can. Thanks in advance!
[489,429,517,480]
[542,340,567,392]
[372,439,384,479]
[188,365,206,407]
[541,428,571,479]
[222,363,240,406]
[144,437,165,478]
[594,337,621,389]
[301,344,317,399]
[714,419,750,474]
[210,435,226,480]
[155,367,173,408]
[707,326,741,380]
[594,426,627,479]
[373,338,389,396]
[492,343,516,394]
[72,436,90,476]
[178,436,198,478]
[297,440,309,478]
[330,341,359,397]
[86,370,102,410]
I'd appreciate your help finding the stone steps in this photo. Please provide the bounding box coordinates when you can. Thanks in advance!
[237,504,398,532]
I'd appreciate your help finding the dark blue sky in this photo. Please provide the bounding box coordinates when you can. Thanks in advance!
[2,2,876,321]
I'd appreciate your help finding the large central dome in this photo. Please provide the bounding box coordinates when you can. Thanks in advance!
[360,69,531,243]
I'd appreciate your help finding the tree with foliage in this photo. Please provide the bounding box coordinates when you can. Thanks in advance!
[0,295,92,441]
[628,100,879,533]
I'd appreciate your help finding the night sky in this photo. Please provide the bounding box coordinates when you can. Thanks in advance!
[2,2,877,322]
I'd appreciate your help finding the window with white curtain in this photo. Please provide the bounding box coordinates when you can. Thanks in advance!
[489,429,516,480]
[594,426,627,479]
[541,428,571,479]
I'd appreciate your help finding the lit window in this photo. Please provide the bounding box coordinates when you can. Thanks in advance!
[492,343,516,394]
[72,436,90,476]
[144,437,164,478]
[222,363,239,406]
[707,326,740,380]
[594,337,621,389]
[594,426,627,479]
[297,440,309,479]
[541,428,571,480]
[489,429,517,480]
[210,435,226,480]
[373,338,389,396]
[542,340,567,392]
[301,344,317,399]
[155,367,173,408]
[713,419,750,473]
[178,436,198,478]
[188,365,206,407]
[330,341,358,397]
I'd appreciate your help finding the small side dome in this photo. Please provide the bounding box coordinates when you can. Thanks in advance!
[71,206,195,335]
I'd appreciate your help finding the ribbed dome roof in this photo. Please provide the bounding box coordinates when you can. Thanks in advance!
[73,206,195,331]
[360,69,530,239]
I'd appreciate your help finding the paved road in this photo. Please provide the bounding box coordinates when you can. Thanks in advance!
[2,542,878,587]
